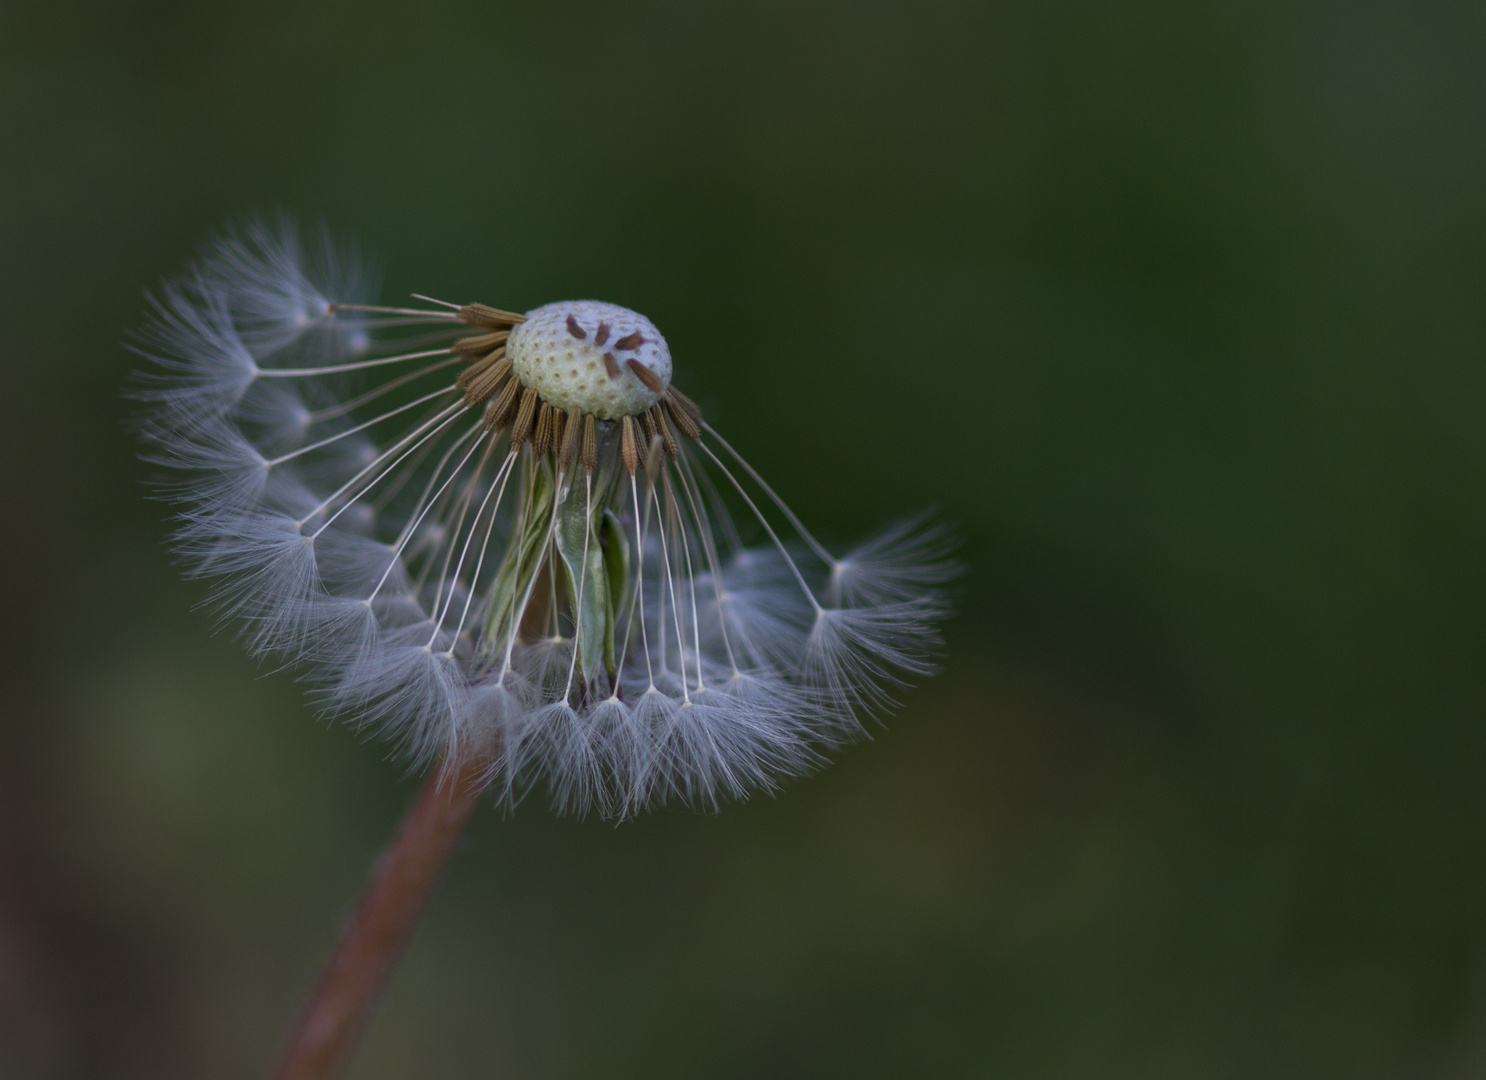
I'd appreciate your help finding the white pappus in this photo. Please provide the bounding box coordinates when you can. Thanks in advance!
[135,219,954,817]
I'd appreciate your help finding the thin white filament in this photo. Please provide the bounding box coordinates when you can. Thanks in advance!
[407,443,513,608]
[611,467,659,689]
[365,428,491,604]
[257,346,455,378]
[649,479,690,704]
[329,303,459,319]
[439,445,525,650]
[686,448,743,556]
[387,422,484,548]
[408,294,462,310]
[702,422,837,568]
[427,438,508,628]
[672,449,739,672]
[366,415,453,517]
[662,473,706,693]
[628,472,657,690]
[269,386,457,467]
[306,356,463,422]
[694,440,824,615]
[303,401,465,533]
[346,318,464,332]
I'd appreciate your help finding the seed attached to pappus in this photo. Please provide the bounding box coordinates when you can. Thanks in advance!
[135,221,955,818]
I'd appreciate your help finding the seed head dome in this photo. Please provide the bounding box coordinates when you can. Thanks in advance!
[507,301,670,420]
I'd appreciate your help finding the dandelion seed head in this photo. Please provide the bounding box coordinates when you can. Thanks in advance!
[134,218,955,818]
[507,300,670,419]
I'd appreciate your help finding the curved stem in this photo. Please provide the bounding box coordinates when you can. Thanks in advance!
[270,752,489,1080]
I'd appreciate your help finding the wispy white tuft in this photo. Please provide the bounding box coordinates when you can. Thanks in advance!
[135,218,955,817]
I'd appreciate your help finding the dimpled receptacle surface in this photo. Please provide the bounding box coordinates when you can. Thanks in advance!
[507,301,671,420]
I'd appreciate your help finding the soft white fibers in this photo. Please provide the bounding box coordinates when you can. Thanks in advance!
[136,219,954,817]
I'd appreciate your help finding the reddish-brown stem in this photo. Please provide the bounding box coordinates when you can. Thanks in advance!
[271,754,489,1080]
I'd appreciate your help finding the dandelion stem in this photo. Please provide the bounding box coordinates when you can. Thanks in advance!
[270,752,488,1080]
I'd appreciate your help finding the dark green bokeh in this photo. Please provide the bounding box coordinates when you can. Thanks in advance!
[2,0,1484,1076]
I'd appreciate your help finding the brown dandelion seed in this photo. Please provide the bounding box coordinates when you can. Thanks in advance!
[533,402,556,458]
[661,392,700,440]
[651,404,679,457]
[457,303,526,330]
[452,330,509,356]
[558,405,582,472]
[665,386,702,427]
[625,358,664,393]
[644,433,666,481]
[620,415,640,475]
[509,386,540,446]
[456,354,511,406]
[483,376,522,431]
[580,413,597,473]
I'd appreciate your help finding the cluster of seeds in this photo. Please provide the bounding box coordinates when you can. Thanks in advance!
[448,301,702,478]
[138,220,953,816]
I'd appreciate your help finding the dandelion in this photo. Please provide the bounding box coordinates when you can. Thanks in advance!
[134,218,953,1078]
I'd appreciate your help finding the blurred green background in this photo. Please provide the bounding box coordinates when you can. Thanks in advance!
[2,0,1485,1076]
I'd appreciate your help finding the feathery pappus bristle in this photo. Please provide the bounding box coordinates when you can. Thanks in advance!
[133,218,955,818]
